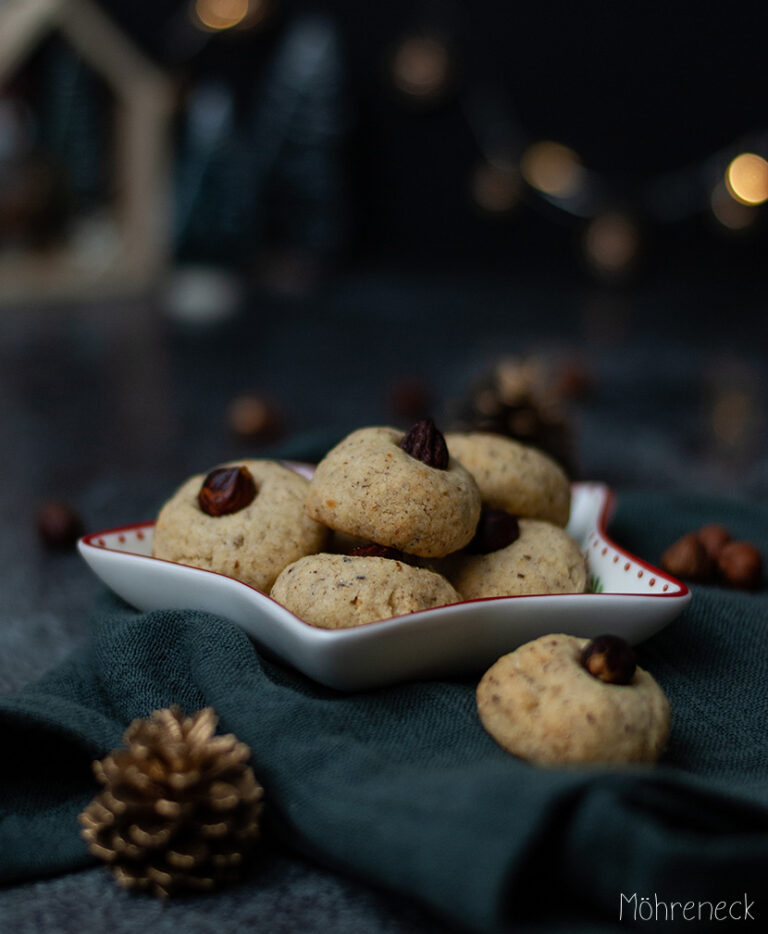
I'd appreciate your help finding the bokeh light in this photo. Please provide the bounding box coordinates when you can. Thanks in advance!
[583,212,639,275]
[391,37,450,100]
[725,152,768,206]
[710,181,756,230]
[193,0,251,31]
[470,161,520,214]
[520,141,583,198]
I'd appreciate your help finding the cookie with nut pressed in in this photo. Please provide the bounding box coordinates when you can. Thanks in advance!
[153,459,328,592]
[445,432,571,527]
[449,518,587,598]
[305,422,482,558]
[270,552,461,628]
[476,634,670,765]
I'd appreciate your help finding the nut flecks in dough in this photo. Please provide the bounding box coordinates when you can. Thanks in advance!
[450,519,587,598]
[445,432,571,527]
[270,553,461,628]
[476,634,670,765]
[305,427,482,557]
[153,460,328,593]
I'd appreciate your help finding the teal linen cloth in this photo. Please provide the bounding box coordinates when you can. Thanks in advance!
[1,490,768,931]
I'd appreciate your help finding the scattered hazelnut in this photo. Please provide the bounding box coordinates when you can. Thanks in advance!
[389,377,432,421]
[660,533,716,582]
[198,466,257,516]
[717,542,763,590]
[399,417,449,470]
[351,544,404,560]
[581,634,637,685]
[696,524,731,562]
[465,508,520,554]
[36,501,85,550]
[227,394,283,443]
[553,360,593,400]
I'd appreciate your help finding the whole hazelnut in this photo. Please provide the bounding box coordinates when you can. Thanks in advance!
[581,634,637,685]
[389,377,432,421]
[465,508,520,554]
[399,416,449,470]
[717,542,763,590]
[696,524,731,562]
[198,466,257,516]
[660,533,716,582]
[227,394,283,442]
[37,501,85,549]
[351,544,404,560]
[554,360,594,400]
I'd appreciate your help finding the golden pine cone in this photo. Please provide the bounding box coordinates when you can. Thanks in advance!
[79,706,264,897]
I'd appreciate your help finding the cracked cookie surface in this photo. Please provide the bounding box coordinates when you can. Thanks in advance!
[305,426,481,557]
[476,634,670,765]
[153,459,328,592]
[270,553,461,628]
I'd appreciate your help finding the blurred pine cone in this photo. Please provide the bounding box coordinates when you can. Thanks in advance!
[79,706,264,897]
[451,356,584,474]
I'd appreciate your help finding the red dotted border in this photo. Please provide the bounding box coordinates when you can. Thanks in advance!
[91,525,152,550]
[585,532,676,595]
[82,483,688,601]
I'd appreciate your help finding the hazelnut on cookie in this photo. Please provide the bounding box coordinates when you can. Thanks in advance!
[153,460,328,592]
[305,419,482,558]
[476,634,670,766]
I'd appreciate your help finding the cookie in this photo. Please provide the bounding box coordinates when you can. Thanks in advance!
[305,426,482,557]
[450,519,587,598]
[445,432,571,526]
[153,460,328,592]
[476,634,670,765]
[270,553,461,628]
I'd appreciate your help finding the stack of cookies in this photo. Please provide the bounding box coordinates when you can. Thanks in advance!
[153,426,671,766]
[152,418,587,629]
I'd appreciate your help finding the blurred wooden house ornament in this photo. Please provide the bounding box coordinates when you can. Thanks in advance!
[0,0,174,301]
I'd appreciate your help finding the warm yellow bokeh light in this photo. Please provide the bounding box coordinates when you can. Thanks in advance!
[520,141,583,198]
[193,0,250,31]
[725,152,768,206]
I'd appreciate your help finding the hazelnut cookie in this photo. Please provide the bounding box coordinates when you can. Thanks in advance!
[476,634,670,765]
[450,519,587,599]
[270,553,460,628]
[445,432,571,527]
[305,425,482,558]
[153,460,328,592]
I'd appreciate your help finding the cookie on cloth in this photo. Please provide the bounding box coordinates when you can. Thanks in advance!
[476,634,670,765]
[153,460,328,592]
[450,518,586,598]
[305,422,482,558]
[445,432,571,527]
[270,551,461,628]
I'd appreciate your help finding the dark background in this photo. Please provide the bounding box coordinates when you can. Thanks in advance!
[100,0,768,268]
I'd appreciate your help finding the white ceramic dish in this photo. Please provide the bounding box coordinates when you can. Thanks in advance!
[78,468,690,691]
